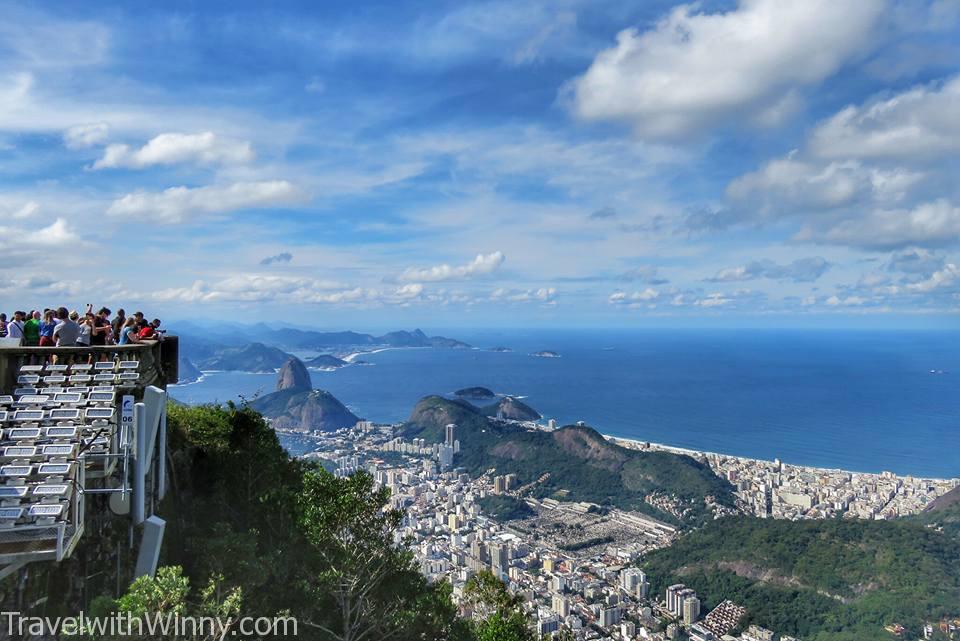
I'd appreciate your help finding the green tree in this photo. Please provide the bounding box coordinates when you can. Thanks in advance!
[297,468,468,641]
[109,566,241,641]
[463,571,534,641]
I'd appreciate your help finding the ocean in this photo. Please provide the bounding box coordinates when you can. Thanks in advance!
[170,328,960,479]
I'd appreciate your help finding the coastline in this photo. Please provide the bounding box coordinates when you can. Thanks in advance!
[604,434,960,483]
[341,345,429,362]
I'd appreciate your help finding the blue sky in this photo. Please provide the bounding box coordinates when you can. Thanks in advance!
[1,0,959,328]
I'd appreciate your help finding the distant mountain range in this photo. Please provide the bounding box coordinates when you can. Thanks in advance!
[176,323,469,353]
[198,342,293,372]
[173,326,470,376]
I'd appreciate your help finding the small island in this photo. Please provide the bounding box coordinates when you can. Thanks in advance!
[530,350,561,358]
[455,386,496,400]
[305,354,349,370]
[489,346,513,352]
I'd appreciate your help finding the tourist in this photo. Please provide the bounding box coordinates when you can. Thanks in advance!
[118,317,140,345]
[111,308,126,338]
[52,307,82,346]
[0,313,6,337]
[39,310,57,347]
[7,311,25,340]
[92,307,112,346]
[138,318,162,340]
[23,311,41,347]
[76,312,94,347]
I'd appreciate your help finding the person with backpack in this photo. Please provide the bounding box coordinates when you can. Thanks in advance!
[6,311,26,341]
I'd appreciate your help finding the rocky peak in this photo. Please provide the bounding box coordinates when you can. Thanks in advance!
[277,356,312,392]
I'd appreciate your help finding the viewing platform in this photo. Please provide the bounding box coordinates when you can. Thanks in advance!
[0,337,178,579]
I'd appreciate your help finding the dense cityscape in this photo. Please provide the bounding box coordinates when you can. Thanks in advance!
[295,417,960,641]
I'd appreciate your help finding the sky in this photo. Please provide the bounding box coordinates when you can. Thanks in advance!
[1,0,959,329]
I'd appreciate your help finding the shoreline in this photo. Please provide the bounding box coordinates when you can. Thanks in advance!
[341,345,430,362]
[604,434,960,484]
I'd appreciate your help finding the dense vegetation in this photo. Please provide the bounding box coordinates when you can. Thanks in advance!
[72,403,465,640]
[477,495,535,521]
[641,516,960,641]
[480,396,541,421]
[912,487,960,542]
[79,402,553,641]
[403,396,734,526]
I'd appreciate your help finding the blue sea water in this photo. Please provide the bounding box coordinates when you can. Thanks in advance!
[170,329,960,479]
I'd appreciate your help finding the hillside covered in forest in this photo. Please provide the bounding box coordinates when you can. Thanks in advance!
[640,516,960,641]
[402,395,735,526]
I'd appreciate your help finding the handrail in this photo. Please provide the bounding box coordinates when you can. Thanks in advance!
[0,337,178,393]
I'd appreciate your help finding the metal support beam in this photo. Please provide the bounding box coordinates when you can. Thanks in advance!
[157,409,167,501]
[133,402,146,525]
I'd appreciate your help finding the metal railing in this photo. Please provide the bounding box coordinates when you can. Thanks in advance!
[0,339,177,395]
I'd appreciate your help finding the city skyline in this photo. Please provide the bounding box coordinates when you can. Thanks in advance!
[1,0,959,327]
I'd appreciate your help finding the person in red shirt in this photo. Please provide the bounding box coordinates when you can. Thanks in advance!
[138,318,162,339]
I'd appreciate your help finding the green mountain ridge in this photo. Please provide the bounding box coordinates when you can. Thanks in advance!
[402,395,734,526]
[481,396,542,420]
[641,516,960,640]
[913,486,960,541]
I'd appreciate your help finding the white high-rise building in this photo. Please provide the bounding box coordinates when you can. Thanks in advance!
[552,594,570,617]
[666,584,686,615]
[683,596,701,625]
[675,589,696,617]
[599,606,621,628]
[438,444,454,470]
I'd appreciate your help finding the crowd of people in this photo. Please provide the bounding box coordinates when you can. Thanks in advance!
[0,306,163,347]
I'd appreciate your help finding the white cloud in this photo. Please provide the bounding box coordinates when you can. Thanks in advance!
[394,283,424,298]
[896,263,959,294]
[92,132,254,170]
[727,154,921,212]
[609,288,660,306]
[886,247,945,274]
[696,293,732,308]
[0,9,109,69]
[0,198,40,220]
[826,295,868,306]
[63,123,109,149]
[796,199,960,249]
[809,75,960,160]
[107,180,302,223]
[399,251,505,282]
[490,286,557,304]
[0,218,81,265]
[705,257,831,283]
[149,275,436,307]
[570,0,884,138]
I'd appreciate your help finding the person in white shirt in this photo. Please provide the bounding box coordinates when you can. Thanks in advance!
[6,311,25,340]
